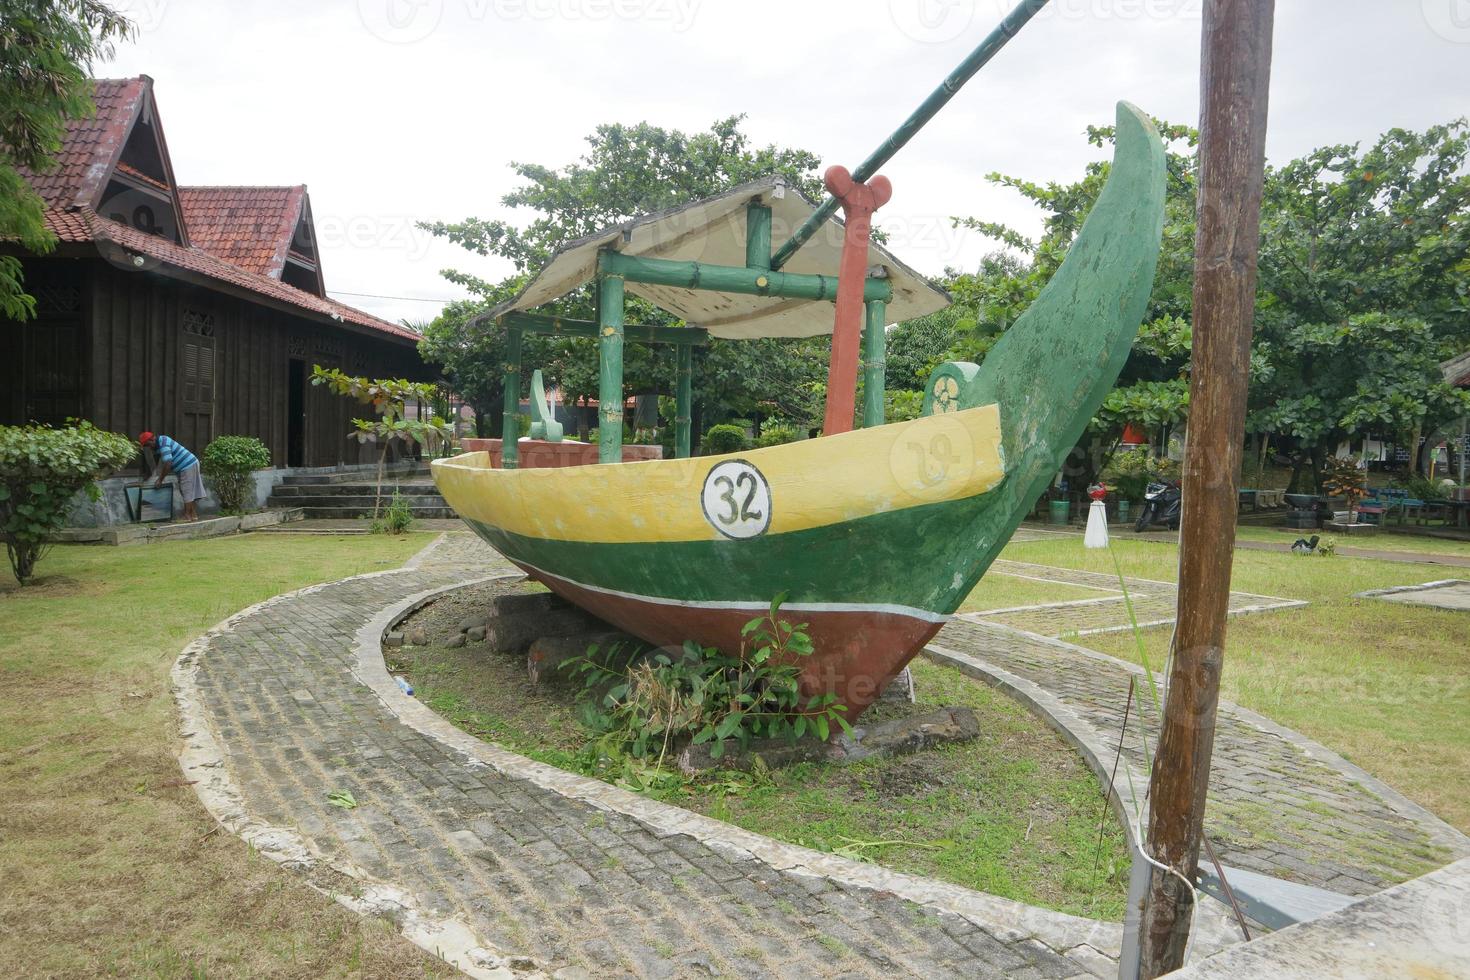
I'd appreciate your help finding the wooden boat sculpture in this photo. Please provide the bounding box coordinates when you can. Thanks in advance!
[434,102,1166,719]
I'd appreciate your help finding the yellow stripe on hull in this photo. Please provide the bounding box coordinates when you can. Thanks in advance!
[432,403,1005,545]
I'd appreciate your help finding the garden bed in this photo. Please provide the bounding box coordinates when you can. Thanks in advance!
[386,581,1130,920]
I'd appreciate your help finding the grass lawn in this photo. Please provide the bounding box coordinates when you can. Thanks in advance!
[1235,525,1470,559]
[391,583,1130,921]
[987,537,1470,833]
[0,533,454,978]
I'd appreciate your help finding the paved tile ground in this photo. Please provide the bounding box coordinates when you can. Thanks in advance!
[184,530,1469,978]
[971,560,1303,637]
[929,619,1469,898]
[1369,580,1470,610]
[185,533,1107,979]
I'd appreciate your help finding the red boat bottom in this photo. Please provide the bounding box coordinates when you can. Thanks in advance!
[514,562,945,720]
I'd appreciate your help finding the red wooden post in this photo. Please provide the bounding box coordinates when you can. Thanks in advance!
[821,165,892,436]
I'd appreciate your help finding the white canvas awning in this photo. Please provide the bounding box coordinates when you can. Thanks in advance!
[485,176,949,340]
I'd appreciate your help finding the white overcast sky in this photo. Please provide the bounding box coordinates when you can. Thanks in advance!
[101,0,1469,326]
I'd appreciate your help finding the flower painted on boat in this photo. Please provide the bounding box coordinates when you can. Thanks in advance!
[933,375,960,413]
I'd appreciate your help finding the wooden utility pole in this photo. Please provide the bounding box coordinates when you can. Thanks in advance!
[1139,1,1275,975]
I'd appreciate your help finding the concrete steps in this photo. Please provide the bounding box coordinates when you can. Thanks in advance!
[265,472,454,520]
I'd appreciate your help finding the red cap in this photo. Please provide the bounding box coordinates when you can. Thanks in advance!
[139,431,155,446]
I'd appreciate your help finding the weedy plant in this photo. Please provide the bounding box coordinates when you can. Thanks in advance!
[369,490,414,535]
[569,595,851,772]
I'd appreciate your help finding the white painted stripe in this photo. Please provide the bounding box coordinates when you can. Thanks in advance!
[516,558,952,625]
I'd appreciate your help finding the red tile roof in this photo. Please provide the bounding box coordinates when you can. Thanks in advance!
[16,76,417,345]
[44,207,418,342]
[178,185,305,277]
[18,78,147,208]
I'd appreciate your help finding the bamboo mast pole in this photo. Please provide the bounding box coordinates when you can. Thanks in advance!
[769,0,1050,271]
[862,299,887,427]
[500,325,522,469]
[597,274,626,465]
[1138,2,1275,975]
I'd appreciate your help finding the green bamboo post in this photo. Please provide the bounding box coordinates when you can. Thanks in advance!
[746,203,772,270]
[597,273,626,464]
[501,325,522,469]
[863,298,886,427]
[675,344,693,459]
[597,251,891,304]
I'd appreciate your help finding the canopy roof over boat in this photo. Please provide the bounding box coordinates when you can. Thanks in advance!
[483,176,949,340]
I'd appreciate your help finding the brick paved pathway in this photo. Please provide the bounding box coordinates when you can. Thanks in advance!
[928,620,1470,899]
[178,533,1118,979]
[971,560,1304,637]
[179,531,1469,977]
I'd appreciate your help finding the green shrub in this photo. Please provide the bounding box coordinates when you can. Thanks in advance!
[0,422,136,584]
[701,423,749,456]
[1101,448,1178,502]
[1391,473,1447,501]
[200,436,271,515]
[570,596,851,766]
[755,421,799,449]
[886,389,924,423]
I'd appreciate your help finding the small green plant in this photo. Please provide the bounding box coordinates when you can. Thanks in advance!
[755,421,799,448]
[1321,455,1369,522]
[701,423,750,456]
[570,596,850,769]
[1101,448,1179,504]
[1317,536,1337,558]
[311,366,451,518]
[1391,473,1448,502]
[370,490,414,535]
[199,435,270,515]
[0,421,136,584]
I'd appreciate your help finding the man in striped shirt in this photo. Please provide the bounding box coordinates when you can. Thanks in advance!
[139,431,204,522]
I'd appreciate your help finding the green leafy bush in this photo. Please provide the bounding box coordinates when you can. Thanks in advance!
[570,596,851,767]
[1391,473,1447,501]
[199,436,270,515]
[1101,448,1179,502]
[0,422,135,584]
[755,421,799,449]
[701,423,750,456]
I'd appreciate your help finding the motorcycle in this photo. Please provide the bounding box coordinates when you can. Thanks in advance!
[1135,480,1182,531]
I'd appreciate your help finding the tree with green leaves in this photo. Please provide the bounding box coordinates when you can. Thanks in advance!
[1251,122,1470,486]
[309,367,452,517]
[1,0,132,320]
[417,116,832,436]
[945,117,1470,491]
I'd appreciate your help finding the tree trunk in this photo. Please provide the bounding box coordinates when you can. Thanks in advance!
[1139,1,1274,975]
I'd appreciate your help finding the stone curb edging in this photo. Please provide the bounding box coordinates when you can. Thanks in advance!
[1354,578,1470,598]
[171,562,529,980]
[355,577,1129,972]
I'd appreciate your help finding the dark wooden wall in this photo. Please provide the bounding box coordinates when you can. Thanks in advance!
[8,257,425,469]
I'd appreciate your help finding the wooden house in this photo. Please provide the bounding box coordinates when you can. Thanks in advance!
[3,76,427,468]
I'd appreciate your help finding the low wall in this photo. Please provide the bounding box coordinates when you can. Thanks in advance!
[65,461,393,528]
[458,438,663,468]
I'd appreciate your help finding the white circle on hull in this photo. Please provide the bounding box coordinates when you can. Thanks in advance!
[701,460,772,540]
